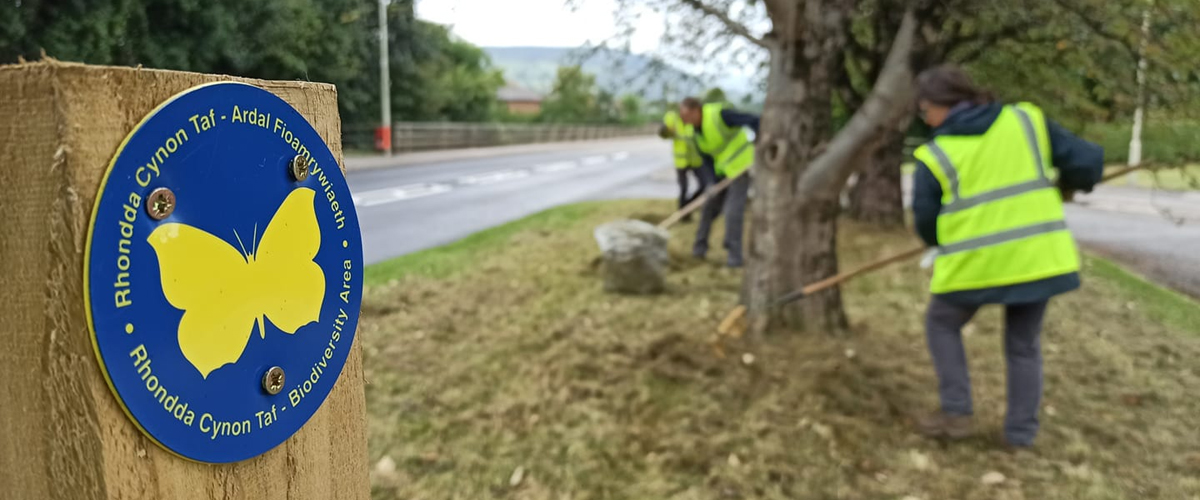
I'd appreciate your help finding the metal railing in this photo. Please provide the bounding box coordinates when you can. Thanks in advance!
[344,122,657,153]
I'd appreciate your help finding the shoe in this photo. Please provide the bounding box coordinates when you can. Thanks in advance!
[915,411,973,440]
[726,256,744,268]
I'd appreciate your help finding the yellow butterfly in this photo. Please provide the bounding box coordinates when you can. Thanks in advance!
[148,187,325,379]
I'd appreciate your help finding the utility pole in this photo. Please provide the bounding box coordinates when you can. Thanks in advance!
[1127,0,1153,178]
[378,0,393,156]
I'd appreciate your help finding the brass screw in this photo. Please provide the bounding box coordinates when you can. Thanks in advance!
[146,188,176,220]
[290,155,309,181]
[262,366,285,395]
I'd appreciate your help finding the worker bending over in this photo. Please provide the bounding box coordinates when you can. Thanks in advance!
[677,97,759,268]
[910,65,1103,450]
[660,109,706,220]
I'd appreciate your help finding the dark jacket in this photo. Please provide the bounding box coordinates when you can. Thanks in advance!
[912,102,1104,305]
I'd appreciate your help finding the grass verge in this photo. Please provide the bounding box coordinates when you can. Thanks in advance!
[363,200,1200,500]
[1084,256,1200,333]
[1106,164,1200,191]
[365,202,601,285]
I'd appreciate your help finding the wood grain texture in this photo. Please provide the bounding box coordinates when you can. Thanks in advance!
[0,61,368,500]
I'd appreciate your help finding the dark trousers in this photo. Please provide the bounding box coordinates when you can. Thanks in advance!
[676,167,705,209]
[925,297,1048,446]
[693,173,750,265]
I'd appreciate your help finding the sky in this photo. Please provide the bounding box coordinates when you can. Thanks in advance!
[415,0,664,53]
[414,0,766,97]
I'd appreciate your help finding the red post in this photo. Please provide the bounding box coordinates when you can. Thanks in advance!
[374,125,392,153]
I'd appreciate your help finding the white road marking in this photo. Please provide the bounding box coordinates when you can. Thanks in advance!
[581,155,608,166]
[534,161,579,173]
[457,169,531,185]
[353,150,642,209]
[357,183,453,207]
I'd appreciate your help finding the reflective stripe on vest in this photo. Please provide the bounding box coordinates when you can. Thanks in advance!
[913,103,1079,294]
[695,103,753,177]
[938,220,1068,256]
[664,111,703,168]
[929,108,1054,215]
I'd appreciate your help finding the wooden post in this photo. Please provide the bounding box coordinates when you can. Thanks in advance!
[0,61,369,500]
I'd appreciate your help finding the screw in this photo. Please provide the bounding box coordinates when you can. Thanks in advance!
[146,187,175,220]
[262,366,285,395]
[290,155,309,181]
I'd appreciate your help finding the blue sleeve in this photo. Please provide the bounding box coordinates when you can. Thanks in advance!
[699,154,719,183]
[720,109,760,135]
[1046,118,1104,192]
[911,160,942,247]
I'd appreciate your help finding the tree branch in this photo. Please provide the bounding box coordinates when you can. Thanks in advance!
[797,9,918,196]
[952,33,1062,65]
[677,0,769,49]
[944,23,1028,53]
[1046,0,1138,60]
[761,0,788,25]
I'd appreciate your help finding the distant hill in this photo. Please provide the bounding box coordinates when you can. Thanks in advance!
[484,46,751,102]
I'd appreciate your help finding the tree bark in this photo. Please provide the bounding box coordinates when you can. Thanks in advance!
[743,0,851,336]
[846,113,910,226]
[744,5,917,338]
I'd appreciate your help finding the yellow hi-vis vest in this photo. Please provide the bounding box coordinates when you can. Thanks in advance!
[694,103,753,178]
[912,102,1080,294]
[663,111,702,169]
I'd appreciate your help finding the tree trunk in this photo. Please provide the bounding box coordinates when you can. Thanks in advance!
[743,5,918,338]
[846,121,908,226]
[743,0,852,336]
[745,192,849,335]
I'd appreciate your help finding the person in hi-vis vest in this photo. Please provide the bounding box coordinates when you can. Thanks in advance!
[677,97,758,268]
[659,110,706,220]
[909,65,1103,450]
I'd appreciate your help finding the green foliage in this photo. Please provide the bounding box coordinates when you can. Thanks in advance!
[594,90,620,124]
[703,87,727,103]
[618,94,646,125]
[838,0,1200,136]
[1081,120,1200,164]
[539,66,599,123]
[536,66,652,124]
[1,0,503,126]
[958,0,1200,126]
[381,7,503,123]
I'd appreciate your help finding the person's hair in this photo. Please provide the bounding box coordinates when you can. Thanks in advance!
[916,65,993,107]
[680,97,702,110]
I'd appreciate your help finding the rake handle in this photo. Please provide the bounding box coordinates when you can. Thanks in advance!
[657,171,744,230]
[773,246,927,306]
[717,160,1147,336]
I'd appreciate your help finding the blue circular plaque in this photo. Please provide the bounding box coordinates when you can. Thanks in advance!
[83,82,363,463]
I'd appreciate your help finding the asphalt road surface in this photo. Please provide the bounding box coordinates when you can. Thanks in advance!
[1068,187,1200,297]
[347,138,1200,297]
[346,138,669,264]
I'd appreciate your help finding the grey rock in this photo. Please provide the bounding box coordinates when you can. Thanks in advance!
[593,219,669,294]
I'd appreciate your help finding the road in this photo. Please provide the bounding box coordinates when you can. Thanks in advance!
[1068,187,1200,297]
[346,138,670,264]
[347,138,1200,297]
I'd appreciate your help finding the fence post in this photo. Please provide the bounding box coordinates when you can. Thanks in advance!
[0,61,369,500]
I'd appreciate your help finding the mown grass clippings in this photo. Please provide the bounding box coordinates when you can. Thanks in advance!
[364,200,1200,500]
